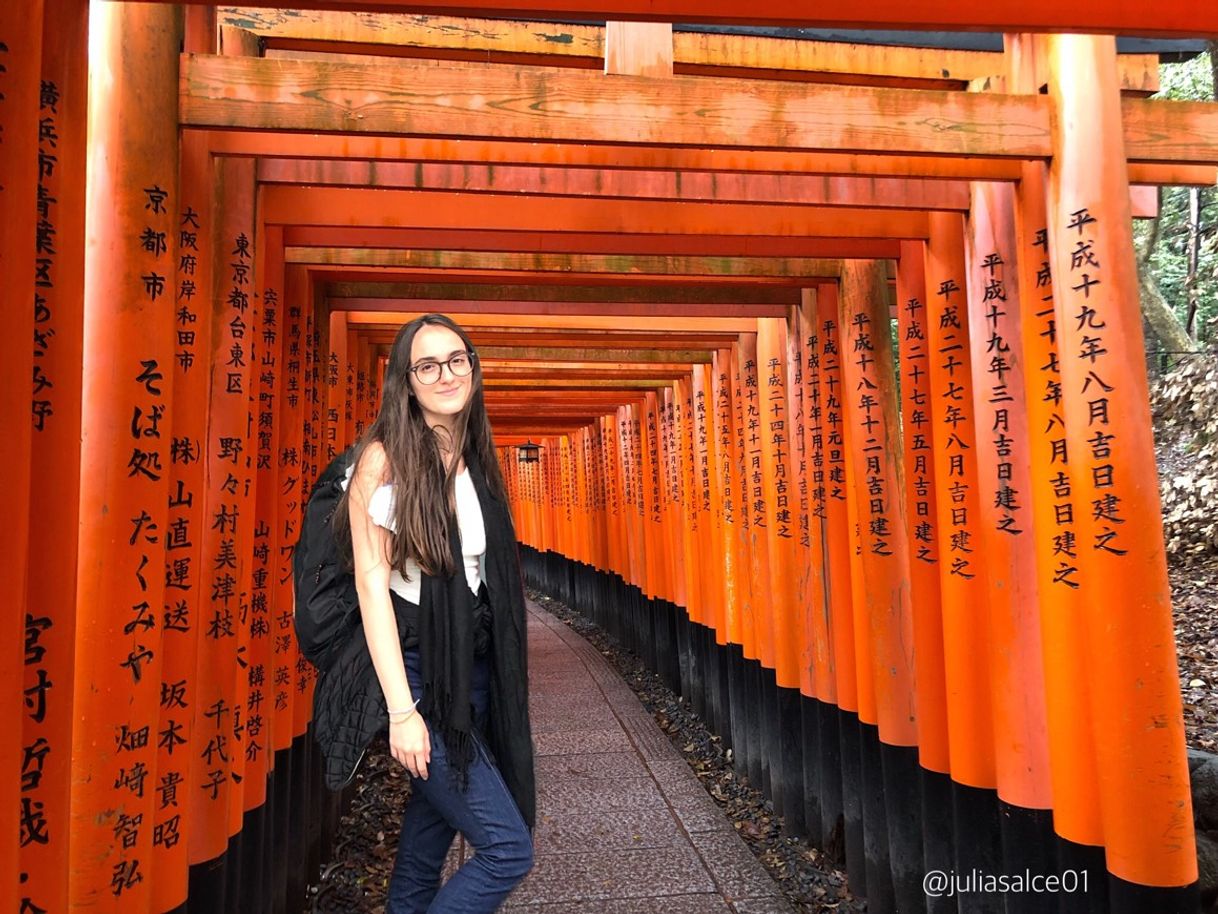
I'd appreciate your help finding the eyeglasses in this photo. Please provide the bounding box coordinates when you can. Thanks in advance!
[409,351,476,386]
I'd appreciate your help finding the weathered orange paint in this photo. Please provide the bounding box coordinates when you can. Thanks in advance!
[171,0,1218,37]
[1045,33,1195,888]
[22,2,83,909]
[895,242,950,774]
[838,260,917,744]
[963,181,1053,808]
[70,4,180,908]
[815,286,855,713]
[261,186,930,240]
[923,211,996,789]
[756,318,801,690]
[187,153,258,859]
[151,126,213,911]
[1005,30,1105,849]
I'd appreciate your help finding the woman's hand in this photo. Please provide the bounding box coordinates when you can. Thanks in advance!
[389,713,431,780]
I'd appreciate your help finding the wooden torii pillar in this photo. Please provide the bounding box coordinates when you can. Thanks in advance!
[1043,34,1197,910]
[1,4,44,909]
[70,3,181,909]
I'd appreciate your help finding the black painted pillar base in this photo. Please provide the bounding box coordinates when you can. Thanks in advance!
[800,695,824,848]
[952,781,1004,914]
[880,742,925,914]
[839,711,867,897]
[777,685,806,838]
[859,722,895,912]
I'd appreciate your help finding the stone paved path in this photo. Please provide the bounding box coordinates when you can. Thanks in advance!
[444,600,796,913]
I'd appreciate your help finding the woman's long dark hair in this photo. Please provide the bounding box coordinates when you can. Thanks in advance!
[333,313,507,579]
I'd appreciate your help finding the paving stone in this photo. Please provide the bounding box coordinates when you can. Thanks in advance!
[531,807,686,855]
[537,776,665,814]
[533,728,634,756]
[505,894,734,913]
[535,751,650,781]
[616,709,681,762]
[531,709,621,733]
[503,846,717,906]
[687,828,786,901]
[730,896,799,913]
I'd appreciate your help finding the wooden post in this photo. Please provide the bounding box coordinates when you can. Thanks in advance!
[964,180,1056,877]
[186,151,257,870]
[151,81,214,914]
[22,2,83,910]
[895,242,950,776]
[923,211,1003,909]
[0,2,42,906]
[274,260,309,755]
[70,3,181,907]
[1045,34,1197,904]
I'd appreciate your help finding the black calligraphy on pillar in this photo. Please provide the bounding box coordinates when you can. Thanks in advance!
[978,252,1023,535]
[124,359,167,685]
[1030,228,1078,588]
[225,233,251,397]
[647,407,661,525]
[1064,209,1123,560]
[792,340,809,549]
[807,328,826,530]
[175,206,201,372]
[902,298,937,564]
[821,321,847,508]
[717,370,734,527]
[696,388,710,515]
[31,80,59,431]
[767,358,791,540]
[744,359,765,530]
[936,280,976,580]
[850,311,892,556]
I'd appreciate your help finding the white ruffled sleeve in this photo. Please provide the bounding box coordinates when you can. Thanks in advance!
[341,464,399,534]
[366,485,398,534]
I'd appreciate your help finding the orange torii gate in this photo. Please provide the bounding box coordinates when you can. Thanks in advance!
[3,3,1215,914]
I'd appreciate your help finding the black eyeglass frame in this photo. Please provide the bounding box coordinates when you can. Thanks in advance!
[408,349,478,385]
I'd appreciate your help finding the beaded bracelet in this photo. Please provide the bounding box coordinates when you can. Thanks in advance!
[386,697,420,718]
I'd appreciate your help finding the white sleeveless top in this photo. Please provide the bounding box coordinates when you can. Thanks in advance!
[342,464,486,603]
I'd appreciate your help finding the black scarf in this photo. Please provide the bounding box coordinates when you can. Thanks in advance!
[415,445,536,830]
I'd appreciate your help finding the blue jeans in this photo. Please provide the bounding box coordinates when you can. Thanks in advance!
[386,648,534,914]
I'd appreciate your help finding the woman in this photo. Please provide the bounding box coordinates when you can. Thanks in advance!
[332,313,536,913]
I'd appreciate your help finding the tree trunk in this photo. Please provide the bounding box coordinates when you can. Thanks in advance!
[1186,186,1201,337]
[1137,187,1195,356]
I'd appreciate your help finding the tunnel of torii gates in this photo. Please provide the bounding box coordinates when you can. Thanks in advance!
[5,1,1218,913]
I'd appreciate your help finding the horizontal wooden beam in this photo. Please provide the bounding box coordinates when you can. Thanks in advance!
[324,281,798,303]
[207,130,1030,179]
[308,264,812,286]
[286,226,900,259]
[264,186,931,238]
[344,310,762,331]
[331,298,793,317]
[218,9,1160,91]
[358,331,749,353]
[257,158,972,209]
[212,129,1218,184]
[172,1,1218,37]
[185,55,1218,166]
[475,346,714,362]
[289,245,845,278]
[181,54,1049,159]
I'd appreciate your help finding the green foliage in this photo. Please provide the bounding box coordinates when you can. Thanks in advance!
[1135,52,1218,349]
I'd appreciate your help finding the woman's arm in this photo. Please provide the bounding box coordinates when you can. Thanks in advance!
[349,441,431,777]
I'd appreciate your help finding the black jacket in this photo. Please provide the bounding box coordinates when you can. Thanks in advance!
[310,450,536,830]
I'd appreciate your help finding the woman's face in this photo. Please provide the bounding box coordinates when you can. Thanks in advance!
[408,323,475,428]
